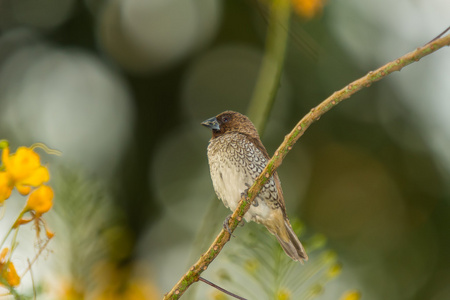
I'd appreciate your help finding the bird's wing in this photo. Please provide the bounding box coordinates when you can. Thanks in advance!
[245,134,287,215]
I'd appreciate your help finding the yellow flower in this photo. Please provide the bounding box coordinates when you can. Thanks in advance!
[50,279,86,300]
[211,290,229,300]
[327,263,342,278]
[292,0,326,19]
[0,146,50,202]
[3,261,20,287]
[0,248,21,287]
[277,288,291,300]
[94,280,158,300]
[340,290,361,300]
[0,172,12,204]
[25,185,54,215]
[244,258,260,275]
[89,261,160,300]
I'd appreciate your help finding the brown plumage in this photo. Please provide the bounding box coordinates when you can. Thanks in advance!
[202,111,308,262]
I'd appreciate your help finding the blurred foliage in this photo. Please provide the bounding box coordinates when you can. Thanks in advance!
[196,221,343,299]
[48,169,159,299]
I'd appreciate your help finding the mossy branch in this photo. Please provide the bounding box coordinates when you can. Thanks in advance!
[163,32,450,300]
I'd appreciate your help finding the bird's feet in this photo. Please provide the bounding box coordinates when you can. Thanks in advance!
[240,183,251,199]
[223,214,245,237]
[223,214,235,237]
[241,183,259,207]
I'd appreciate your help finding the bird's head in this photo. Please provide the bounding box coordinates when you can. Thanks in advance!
[201,111,259,139]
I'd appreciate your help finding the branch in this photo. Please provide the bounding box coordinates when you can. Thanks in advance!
[163,32,450,300]
[198,277,247,300]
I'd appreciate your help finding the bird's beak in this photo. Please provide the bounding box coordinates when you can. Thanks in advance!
[201,117,220,131]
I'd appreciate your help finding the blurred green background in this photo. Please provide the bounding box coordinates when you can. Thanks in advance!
[0,0,449,299]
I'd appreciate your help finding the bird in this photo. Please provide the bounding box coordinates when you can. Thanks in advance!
[202,110,308,262]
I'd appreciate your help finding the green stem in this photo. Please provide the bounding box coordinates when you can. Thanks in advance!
[0,209,26,249]
[247,0,291,134]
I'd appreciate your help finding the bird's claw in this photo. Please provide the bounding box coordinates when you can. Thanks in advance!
[223,214,245,238]
[223,214,235,237]
[241,184,259,207]
[240,189,249,199]
[240,183,251,198]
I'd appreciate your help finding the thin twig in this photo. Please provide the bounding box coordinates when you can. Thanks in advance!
[20,236,53,278]
[425,26,450,45]
[27,259,37,300]
[163,32,450,300]
[198,277,247,300]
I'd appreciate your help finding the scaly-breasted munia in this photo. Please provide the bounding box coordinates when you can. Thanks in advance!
[202,111,308,262]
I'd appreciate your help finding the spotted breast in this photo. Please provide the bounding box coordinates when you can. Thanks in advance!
[207,132,280,224]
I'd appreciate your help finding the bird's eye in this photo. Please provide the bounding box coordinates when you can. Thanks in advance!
[222,116,229,123]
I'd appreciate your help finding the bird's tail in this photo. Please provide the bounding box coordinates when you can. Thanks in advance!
[266,217,308,263]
